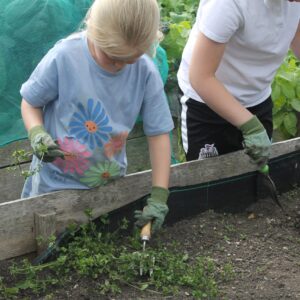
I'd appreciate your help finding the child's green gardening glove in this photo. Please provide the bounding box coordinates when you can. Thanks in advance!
[239,116,271,168]
[134,186,169,232]
[29,125,65,162]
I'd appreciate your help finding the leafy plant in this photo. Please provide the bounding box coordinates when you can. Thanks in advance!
[158,0,198,92]
[9,144,48,179]
[272,51,300,139]
[0,212,235,299]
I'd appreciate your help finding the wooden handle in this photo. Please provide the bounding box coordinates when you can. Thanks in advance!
[140,222,151,241]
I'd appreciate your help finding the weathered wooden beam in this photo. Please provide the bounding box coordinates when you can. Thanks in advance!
[0,137,150,203]
[0,168,26,203]
[0,123,146,169]
[34,212,56,255]
[167,91,181,118]
[0,138,299,260]
[0,140,31,168]
[0,128,179,203]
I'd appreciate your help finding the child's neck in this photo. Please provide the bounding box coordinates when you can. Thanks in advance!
[87,39,124,73]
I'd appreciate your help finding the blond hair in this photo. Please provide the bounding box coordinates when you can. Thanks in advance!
[85,0,161,59]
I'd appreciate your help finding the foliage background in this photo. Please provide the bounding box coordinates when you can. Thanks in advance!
[0,0,299,146]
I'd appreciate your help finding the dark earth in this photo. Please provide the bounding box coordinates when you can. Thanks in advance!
[1,188,300,300]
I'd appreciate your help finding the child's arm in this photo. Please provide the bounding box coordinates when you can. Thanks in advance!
[21,99,64,162]
[21,98,44,130]
[291,22,300,59]
[148,133,171,189]
[189,33,252,127]
[134,133,171,232]
[189,32,271,167]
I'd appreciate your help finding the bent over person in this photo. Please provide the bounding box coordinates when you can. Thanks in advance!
[20,0,174,232]
[177,0,300,166]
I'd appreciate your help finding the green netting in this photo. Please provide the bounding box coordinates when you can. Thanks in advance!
[153,46,169,85]
[0,0,93,147]
[0,0,169,147]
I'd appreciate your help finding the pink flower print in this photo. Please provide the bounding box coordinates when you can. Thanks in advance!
[53,137,92,175]
[104,132,128,158]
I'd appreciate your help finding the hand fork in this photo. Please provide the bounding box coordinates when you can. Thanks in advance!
[258,165,283,210]
[139,222,155,276]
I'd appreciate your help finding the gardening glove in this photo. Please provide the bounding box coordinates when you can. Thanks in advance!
[239,116,271,168]
[134,186,169,232]
[29,125,65,162]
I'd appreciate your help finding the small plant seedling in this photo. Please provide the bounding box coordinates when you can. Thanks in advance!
[9,144,48,179]
[0,211,235,299]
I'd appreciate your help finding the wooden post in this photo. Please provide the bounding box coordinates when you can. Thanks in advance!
[34,212,56,255]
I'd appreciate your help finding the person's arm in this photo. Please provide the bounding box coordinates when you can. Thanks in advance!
[21,98,64,162]
[134,133,171,232]
[189,32,271,167]
[148,133,171,189]
[21,98,43,130]
[291,21,300,59]
[189,32,253,126]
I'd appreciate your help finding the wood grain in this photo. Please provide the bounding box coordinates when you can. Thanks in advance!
[0,138,299,260]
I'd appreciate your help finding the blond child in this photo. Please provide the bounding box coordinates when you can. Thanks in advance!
[20,0,174,231]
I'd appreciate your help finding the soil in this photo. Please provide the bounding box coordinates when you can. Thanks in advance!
[1,188,300,300]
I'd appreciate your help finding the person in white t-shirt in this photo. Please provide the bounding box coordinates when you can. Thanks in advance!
[177,0,300,166]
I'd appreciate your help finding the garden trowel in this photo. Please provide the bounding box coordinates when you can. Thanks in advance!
[139,222,155,277]
[257,165,283,210]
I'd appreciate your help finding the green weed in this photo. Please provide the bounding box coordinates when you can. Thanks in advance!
[0,213,235,299]
[9,144,47,179]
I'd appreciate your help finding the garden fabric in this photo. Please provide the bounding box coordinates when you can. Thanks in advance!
[0,0,93,147]
[0,0,169,147]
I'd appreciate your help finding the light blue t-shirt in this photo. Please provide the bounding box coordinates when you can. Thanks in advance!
[20,32,174,198]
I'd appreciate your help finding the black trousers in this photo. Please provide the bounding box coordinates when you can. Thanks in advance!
[181,96,273,161]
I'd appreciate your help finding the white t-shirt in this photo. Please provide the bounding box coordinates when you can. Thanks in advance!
[177,0,300,107]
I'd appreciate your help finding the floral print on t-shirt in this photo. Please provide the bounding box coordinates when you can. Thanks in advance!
[53,137,92,174]
[53,98,128,188]
[104,132,128,158]
[69,98,113,149]
[79,161,121,187]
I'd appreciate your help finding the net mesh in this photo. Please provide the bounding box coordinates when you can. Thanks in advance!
[0,0,169,147]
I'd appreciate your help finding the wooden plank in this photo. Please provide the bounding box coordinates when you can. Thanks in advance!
[0,137,299,260]
[167,91,181,118]
[0,168,26,203]
[127,128,180,173]
[34,212,56,255]
[0,128,179,202]
[0,120,179,168]
[0,137,150,203]
[0,140,31,168]
[0,123,146,168]
[127,122,144,139]
[127,136,150,173]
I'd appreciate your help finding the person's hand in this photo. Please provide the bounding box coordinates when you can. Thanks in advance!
[29,125,65,162]
[239,116,271,168]
[134,186,169,232]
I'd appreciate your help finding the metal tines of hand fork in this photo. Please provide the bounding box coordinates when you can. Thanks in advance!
[259,165,283,210]
[139,222,153,276]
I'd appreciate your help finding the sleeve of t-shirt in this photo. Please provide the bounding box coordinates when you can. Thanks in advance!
[20,47,59,107]
[140,65,174,136]
[198,0,244,43]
